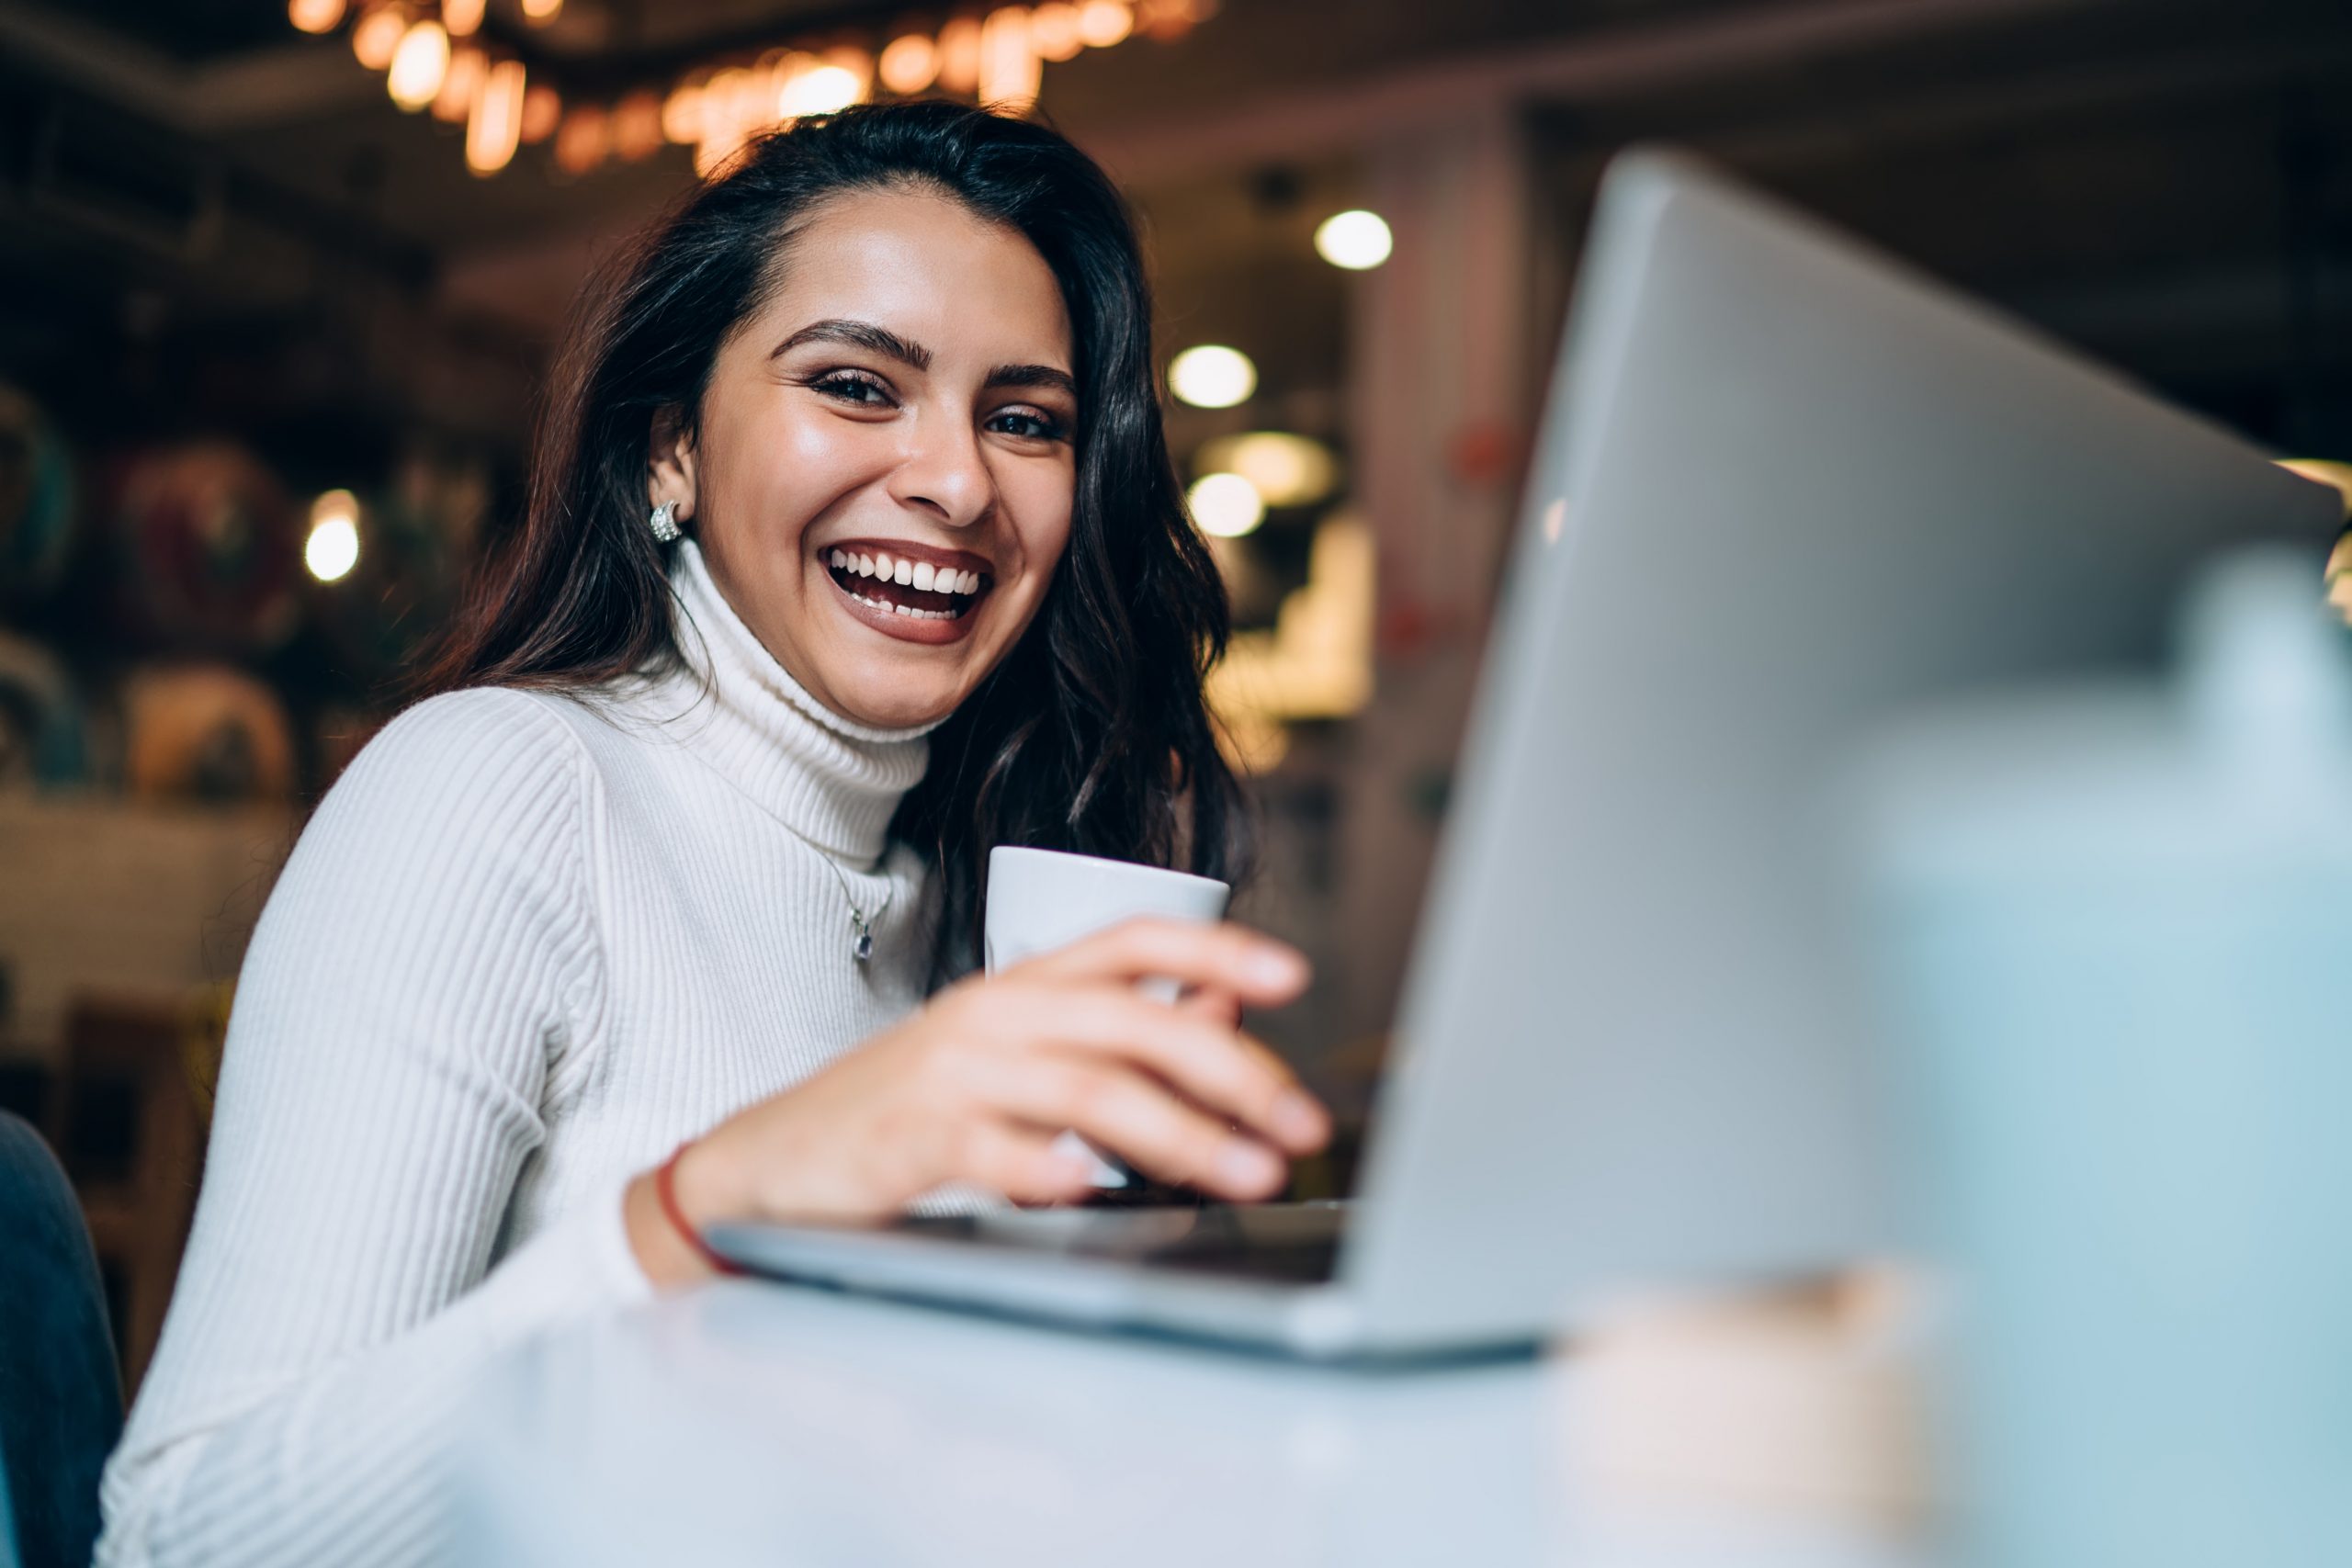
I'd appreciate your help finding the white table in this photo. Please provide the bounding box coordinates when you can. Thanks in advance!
[450,1280,1926,1567]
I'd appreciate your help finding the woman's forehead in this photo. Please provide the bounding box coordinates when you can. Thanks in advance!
[760,187,1071,369]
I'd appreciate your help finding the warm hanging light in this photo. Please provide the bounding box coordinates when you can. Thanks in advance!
[937,17,983,95]
[1077,0,1135,49]
[978,7,1041,111]
[1169,344,1256,409]
[762,49,808,104]
[554,103,610,175]
[778,63,865,121]
[520,83,562,144]
[879,33,940,95]
[1031,3,1083,61]
[338,0,1178,181]
[387,20,451,111]
[466,58,526,175]
[1136,0,1198,41]
[431,45,486,124]
[288,0,346,36]
[610,91,665,162]
[661,81,707,144]
[1314,209,1393,270]
[351,6,407,70]
[823,46,875,101]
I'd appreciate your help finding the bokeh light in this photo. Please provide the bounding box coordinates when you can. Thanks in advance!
[1077,0,1135,48]
[386,20,450,111]
[1194,431,1338,507]
[287,0,345,37]
[1169,344,1257,409]
[305,491,361,582]
[1189,472,1266,538]
[879,34,941,95]
[1314,209,1393,270]
[351,6,406,71]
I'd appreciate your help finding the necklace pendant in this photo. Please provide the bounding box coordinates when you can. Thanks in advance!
[853,926,874,963]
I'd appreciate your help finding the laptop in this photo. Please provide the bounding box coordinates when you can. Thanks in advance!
[708,148,2342,1361]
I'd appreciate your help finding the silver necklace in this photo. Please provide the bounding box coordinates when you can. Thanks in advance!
[789,831,893,963]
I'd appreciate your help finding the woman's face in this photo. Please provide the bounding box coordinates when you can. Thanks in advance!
[651,186,1079,729]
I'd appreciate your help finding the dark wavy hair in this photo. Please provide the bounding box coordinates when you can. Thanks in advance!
[413,100,1250,987]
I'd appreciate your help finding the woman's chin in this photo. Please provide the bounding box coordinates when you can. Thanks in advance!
[823,677,962,733]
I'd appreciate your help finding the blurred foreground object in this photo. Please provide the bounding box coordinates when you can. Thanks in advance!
[1849,547,2352,1567]
[1566,1265,1933,1530]
[2281,459,2352,618]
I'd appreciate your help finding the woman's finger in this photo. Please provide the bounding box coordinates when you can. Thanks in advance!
[1175,986,1243,1030]
[1012,917,1309,1005]
[953,1119,1102,1207]
[970,1052,1290,1201]
[984,981,1329,1156]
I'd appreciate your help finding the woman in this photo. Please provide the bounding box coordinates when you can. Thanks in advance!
[97,101,1330,1566]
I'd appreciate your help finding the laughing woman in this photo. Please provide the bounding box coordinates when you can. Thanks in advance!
[97,102,1329,1566]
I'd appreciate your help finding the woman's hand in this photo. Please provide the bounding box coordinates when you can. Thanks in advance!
[625,917,1329,1287]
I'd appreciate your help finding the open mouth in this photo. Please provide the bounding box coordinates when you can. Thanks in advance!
[824,546,991,623]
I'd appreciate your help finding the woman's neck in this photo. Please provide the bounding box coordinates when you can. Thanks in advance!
[626,538,939,865]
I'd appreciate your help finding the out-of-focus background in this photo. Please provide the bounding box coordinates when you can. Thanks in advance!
[2,0,2348,1387]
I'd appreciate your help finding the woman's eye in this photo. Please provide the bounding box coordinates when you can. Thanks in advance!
[809,372,892,407]
[989,409,1065,441]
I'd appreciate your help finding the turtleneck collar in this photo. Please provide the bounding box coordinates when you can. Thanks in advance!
[628,538,938,865]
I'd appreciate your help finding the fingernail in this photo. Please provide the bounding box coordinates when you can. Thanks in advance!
[1272,1088,1328,1148]
[1249,946,1307,989]
[1217,1138,1283,1193]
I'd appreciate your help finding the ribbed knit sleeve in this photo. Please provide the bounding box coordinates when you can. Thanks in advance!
[95,687,649,1568]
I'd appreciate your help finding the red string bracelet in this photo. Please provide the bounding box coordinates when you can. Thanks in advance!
[655,1140,746,1278]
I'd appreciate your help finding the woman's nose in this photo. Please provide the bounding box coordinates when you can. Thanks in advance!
[888,412,994,529]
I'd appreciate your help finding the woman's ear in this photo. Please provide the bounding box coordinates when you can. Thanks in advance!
[648,407,700,523]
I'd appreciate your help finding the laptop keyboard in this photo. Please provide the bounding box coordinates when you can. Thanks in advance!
[894,1200,1349,1286]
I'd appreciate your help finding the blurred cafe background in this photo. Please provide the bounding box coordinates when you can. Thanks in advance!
[1,0,2348,1420]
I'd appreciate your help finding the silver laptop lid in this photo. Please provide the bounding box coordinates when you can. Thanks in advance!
[1339,149,2341,1350]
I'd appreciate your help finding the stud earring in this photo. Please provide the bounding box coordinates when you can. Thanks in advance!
[649,499,681,543]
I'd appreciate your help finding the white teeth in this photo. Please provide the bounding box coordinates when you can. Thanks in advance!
[843,588,960,621]
[826,549,984,605]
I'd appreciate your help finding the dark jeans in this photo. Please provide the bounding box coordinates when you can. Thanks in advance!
[0,1111,122,1568]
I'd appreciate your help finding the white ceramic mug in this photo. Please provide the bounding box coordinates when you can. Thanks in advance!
[984,845,1231,1188]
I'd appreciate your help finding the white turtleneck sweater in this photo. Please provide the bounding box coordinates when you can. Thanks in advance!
[97,540,963,1567]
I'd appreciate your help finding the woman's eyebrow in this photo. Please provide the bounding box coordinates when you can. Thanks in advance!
[986,363,1078,399]
[772,318,932,369]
